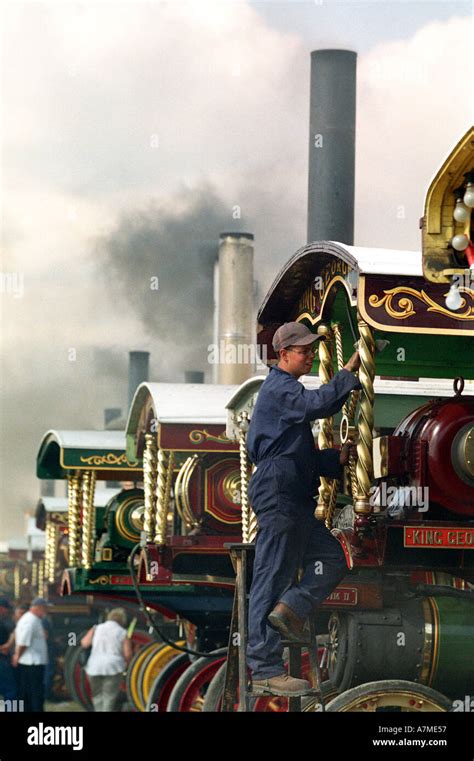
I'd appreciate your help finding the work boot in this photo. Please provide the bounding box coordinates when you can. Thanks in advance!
[252,672,311,697]
[268,601,308,642]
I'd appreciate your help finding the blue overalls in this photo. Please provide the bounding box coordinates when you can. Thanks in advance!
[246,365,361,679]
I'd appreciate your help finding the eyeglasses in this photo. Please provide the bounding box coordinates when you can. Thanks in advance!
[286,346,316,357]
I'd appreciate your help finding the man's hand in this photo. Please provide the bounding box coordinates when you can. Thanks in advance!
[11,652,19,668]
[339,440,357,466]
[343,350,361,373]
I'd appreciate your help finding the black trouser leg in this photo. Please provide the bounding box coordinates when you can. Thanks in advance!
[18,665,45,712]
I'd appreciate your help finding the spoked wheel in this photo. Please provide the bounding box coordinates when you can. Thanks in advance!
[167,648,228,712]
[146,653,191,712]
[126,642,164,712]
[63,635,93,711]
[325,680,453,712]
[203,647,333,712]
[136,641,186,712]
[63,631,93,711]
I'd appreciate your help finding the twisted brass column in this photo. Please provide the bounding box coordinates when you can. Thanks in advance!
[315,324,334,521]
[332,323,347,415]
[354,315,376,515]
[50,522,59,582]
[248,504,258,543]
[48,520,59,583]
[143,433,158,541]
[323,323,347,529]
[31,561,38,591]
[38,559,45,597]
[67,472,82,566]
[237,411,257,543]
[345,392,360,506]
[13,565,20,601]
[154,450,174,545]
[44,522,50,583]
[81,470,97,569]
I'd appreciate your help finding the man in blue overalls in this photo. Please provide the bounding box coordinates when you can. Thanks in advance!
[246,321,361,696]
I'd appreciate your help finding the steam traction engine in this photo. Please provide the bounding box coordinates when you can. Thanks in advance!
[35,429,158,709]
[221,128,474,712]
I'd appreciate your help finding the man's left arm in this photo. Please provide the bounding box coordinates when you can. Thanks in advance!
[313,439,356,483]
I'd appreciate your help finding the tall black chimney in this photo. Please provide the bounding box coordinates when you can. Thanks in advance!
[307,49,357,244]
[128,351,149,407]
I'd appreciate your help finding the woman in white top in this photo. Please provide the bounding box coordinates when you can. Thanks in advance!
[80,608,132,712]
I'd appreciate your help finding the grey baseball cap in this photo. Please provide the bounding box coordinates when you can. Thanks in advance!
[272,322,324,352]
[30,597,50,607]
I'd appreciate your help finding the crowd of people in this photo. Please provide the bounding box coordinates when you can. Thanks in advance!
[0,598,132,712]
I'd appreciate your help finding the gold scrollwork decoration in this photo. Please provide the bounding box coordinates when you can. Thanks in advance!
[89,575,111,585]
[189,429,232,444]
[79,453,139,467]
[368,287,474,321]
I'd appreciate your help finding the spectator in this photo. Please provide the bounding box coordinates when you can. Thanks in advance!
[81,608,132,711]
[0,603,28,652]
[0,604,28,654]
[0,597,18,702]
[12,597,49,712]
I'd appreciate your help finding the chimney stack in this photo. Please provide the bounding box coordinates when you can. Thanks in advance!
[216,233,254,385]
[184,370,204,384]
[128,351,149,407]
[307,49,357,244]
[104,408,122,427]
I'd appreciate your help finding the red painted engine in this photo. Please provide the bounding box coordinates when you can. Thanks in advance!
[389,393,474,517]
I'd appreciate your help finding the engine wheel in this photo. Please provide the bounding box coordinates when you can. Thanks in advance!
[325,680,453,712]
[146,653,191,712]
[126,642,163,712]
[167,648,227,712]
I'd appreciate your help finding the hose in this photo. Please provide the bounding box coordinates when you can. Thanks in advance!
[127,543,224,658]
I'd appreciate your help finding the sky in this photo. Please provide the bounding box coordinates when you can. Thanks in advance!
[0,0,472,541]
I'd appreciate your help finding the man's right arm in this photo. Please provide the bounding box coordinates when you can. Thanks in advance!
[300,350,362,420]
[12,644,27,667]
[344,351,361,374]
[300,368,360,421]
[14,618,31,649]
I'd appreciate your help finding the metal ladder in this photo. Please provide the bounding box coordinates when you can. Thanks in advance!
[222,542,325,712]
